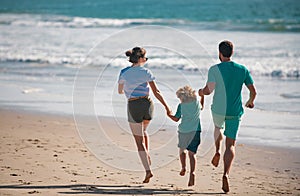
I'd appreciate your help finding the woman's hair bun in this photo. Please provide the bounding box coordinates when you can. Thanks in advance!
[125,50,132,57]
[125,47,146,63]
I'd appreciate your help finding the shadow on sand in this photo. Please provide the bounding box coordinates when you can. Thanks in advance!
[0,184,225,195]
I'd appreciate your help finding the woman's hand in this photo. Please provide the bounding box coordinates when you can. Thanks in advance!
[118,83,124,94]
[167,112,180,122]
[165,106,171,116]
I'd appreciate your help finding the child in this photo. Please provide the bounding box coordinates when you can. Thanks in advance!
[168,85,204,186]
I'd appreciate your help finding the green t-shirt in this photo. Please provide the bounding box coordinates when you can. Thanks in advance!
[207,61,254,116]
[174,100,201,133]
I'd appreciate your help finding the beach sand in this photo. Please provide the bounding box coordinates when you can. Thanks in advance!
[0,109,299,195]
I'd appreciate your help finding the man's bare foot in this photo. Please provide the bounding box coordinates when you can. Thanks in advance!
[211,152,220,167]
[222,175,229,193]
[143,172,153,183]
[188,173,195,186]
[179,168,186,176]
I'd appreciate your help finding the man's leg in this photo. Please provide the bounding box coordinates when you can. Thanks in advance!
[211,126,223,167]
[222,137,236,193]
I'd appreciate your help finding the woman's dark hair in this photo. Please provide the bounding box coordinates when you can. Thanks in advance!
[125,47,146,63]
[219,40,233,58]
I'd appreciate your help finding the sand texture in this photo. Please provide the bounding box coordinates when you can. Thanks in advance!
[0,109,299,195]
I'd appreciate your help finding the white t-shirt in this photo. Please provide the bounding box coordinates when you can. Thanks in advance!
[118,66,155,99]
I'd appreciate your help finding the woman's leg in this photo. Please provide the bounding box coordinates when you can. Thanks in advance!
[142,120,150,151]
[142,120,151,165]
[129,122,153,183]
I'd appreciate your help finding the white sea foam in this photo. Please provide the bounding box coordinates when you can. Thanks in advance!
[280,93,300,99]
[0,13,299,78]
[0,14,186,28]
[22,88,43,94]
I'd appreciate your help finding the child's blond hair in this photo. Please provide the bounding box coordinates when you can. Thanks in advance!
[176,85,197,103]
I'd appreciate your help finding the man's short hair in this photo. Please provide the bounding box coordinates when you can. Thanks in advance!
[219,40,233,58]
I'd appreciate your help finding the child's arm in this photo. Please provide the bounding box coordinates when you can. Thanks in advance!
[168,104,181,122]
[167,113,180,122]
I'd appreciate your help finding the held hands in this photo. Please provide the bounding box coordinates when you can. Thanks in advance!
[165,106,172,116]
[165,106,180,122]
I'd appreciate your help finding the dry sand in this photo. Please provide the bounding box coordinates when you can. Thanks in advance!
[0,109,299,195]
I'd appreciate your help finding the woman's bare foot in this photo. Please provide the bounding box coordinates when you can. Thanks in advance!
[222,175,229,193]
[143,171,153,183]
[188,173,195,186]
[179,168,186,176]
[211,152,220,167]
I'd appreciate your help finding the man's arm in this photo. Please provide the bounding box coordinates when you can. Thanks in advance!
[245,84,257,108]
[198,82,215,96]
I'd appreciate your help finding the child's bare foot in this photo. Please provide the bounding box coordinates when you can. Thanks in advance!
[211,152,220,167]
[188,173,195,186]
[179,168,186,176]
[143,172,153,183]
[222,175,229,193]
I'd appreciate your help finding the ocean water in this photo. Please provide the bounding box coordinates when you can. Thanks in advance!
[0,0,299,149]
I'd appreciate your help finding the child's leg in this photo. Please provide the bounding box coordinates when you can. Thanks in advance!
[188,150,196,186]
[188,151,196,174]
[179,148,186,176]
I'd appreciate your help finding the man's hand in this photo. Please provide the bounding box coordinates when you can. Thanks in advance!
[245,100,254,108]
[245,84,256,109]
[198,88,204,96]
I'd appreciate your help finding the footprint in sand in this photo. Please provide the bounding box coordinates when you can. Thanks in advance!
[28,190,39,194]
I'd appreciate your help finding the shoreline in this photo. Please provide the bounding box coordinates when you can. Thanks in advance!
[0,108,299,195]
[2,105,299,150]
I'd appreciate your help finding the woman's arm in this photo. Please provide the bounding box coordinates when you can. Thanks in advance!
[149,81,170,114]
[118,83,124,94]
[167,113,180,122]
